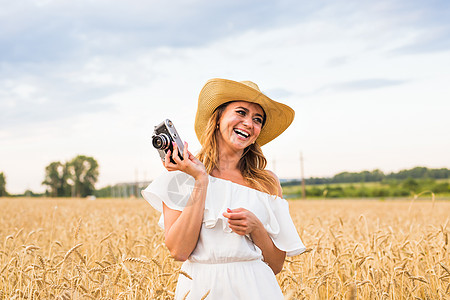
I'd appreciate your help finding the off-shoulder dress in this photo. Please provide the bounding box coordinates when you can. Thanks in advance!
[142,171,306,300]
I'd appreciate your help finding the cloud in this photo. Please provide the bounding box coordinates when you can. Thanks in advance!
[299,79,408,98]
[384,0,450,54]
[332,78,408,91]
[391,28,450,54]
[0,75,117,129]
[1,0,449,66]
[326,56,352,67]
[264,88,294,99]
[0,0,326,63]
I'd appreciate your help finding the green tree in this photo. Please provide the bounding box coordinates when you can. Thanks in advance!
[428,168,449,179]
[332,169,386,183]
[433,182,449,193]
[67,155,99,197]
[402,178,419,193]
[42,162,70,197]
[0,172,7,197]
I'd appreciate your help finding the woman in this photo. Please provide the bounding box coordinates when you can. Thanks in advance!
[142,78,306,299]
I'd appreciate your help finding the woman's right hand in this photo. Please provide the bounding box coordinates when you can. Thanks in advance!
[163,141,207,181]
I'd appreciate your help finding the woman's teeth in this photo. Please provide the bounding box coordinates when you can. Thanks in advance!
[234,129,249,138]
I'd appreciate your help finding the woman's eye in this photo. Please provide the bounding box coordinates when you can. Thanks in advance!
[254,118,263,124]
[236,110,246,116]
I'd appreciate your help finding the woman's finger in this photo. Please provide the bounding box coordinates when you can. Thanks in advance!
[172,142,178,157]
[164,149,171,161]
[229,207,246,213]
[164,150,172,168]
[229,225,246,235]
[225,212,246,220]
[228,219,248,226]
[183,142,188,160]
[227,217,245,224]
[222,211,242,219]
[172,142,182,164]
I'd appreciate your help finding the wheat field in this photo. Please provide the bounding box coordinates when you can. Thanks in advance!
[0,197,449,299]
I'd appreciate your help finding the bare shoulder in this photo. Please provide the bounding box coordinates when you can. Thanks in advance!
[266,170,283,197]
[266,169,279,181]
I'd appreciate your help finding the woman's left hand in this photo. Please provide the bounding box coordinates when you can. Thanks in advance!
[222,208,262,236]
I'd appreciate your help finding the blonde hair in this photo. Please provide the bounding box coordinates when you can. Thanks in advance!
[196,102,279,195]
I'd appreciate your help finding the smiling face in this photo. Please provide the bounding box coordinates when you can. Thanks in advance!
[216,101,265,153]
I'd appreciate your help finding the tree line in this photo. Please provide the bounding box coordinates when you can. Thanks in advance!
[297,178,450,198]
[281,167,450,198]
[282,167,450,186]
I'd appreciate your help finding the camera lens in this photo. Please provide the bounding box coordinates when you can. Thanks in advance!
[152,134,170,150]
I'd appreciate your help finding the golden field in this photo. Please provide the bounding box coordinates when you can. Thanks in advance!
[0,197,449,299]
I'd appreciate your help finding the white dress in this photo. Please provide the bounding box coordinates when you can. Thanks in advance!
[142,171,306,300]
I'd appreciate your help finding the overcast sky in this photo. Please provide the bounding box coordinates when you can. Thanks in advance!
[1,0,450,194]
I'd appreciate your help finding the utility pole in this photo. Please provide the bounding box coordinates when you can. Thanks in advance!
[300,152,306,199]
[135,168,139,198]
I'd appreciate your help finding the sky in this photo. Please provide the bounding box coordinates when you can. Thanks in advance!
[1,0,450,194]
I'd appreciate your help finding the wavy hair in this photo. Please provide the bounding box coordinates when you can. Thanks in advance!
[196,102,279,195]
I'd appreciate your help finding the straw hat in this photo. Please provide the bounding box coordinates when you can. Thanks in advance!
[194,78,295,146]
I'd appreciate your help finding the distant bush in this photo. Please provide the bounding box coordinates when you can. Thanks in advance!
[299,167,450,186]
[0,172,7,197]
[290,178,449,198]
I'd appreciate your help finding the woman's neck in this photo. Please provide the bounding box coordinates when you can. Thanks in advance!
[216,151,240,172]
[210,145,243,178]
[214,134,244,173]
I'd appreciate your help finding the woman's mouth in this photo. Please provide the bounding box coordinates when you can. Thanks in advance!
[233,128,250,139]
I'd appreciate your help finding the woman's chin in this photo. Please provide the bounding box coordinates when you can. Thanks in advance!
[231,142,252,151]
[221,136,255,152]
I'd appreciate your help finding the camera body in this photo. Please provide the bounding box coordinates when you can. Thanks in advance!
[152,119,184,164]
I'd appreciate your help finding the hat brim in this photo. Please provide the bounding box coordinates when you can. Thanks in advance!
[195,78,295,146]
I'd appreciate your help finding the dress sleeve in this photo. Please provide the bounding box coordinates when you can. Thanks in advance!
[141,171,195,228]
[264,196,306,257]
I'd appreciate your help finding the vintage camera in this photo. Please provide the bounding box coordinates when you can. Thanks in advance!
[152,119,184,164]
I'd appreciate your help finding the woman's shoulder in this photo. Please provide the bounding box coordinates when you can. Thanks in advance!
[265,169,279,181]
[264,169,283,198]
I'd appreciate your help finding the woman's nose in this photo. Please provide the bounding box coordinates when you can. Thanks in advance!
[242,116,253,128]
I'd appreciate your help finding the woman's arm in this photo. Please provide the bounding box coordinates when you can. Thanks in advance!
[249,218,286,274]
[222,170,286,274]
[163,177,208,261]
[162,142,208,261]
[224,208,286,274]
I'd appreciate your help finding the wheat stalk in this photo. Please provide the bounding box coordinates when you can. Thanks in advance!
[74,218,82,240]
[200,290,210,300]
[179,270,193,280]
